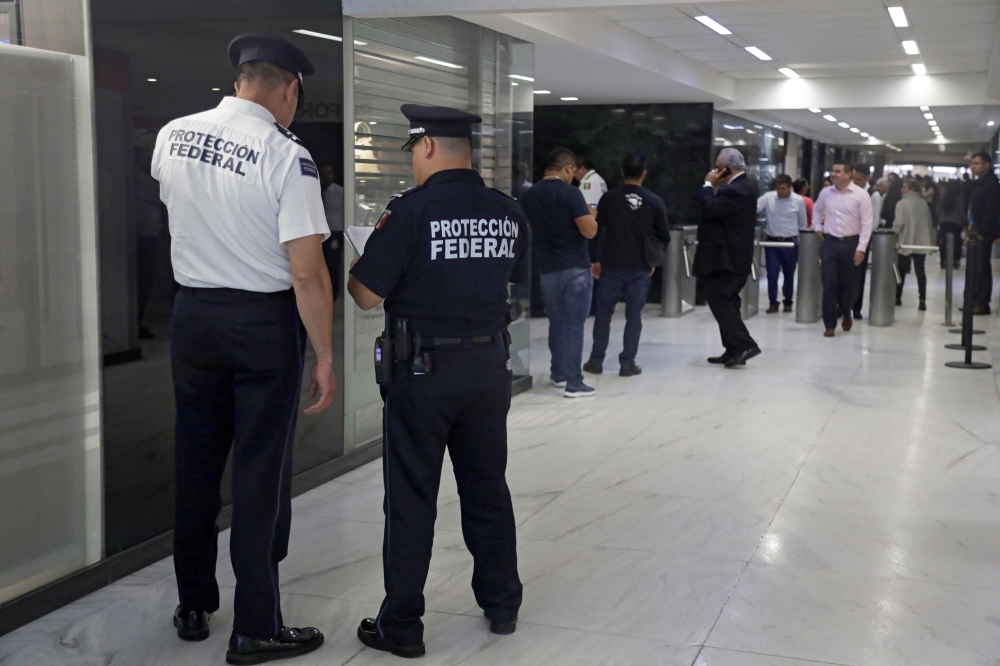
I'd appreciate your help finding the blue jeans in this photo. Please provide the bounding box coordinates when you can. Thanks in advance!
[765,235,798,306]
[540,267,593,390]
[590,269,651,365]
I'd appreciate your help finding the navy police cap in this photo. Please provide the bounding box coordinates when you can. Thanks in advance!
[400,104,482,151]
[228,33,314,80]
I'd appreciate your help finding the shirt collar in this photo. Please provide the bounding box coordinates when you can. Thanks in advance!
[730,171,745,182]
[423,168,485,188]
[218,96,276,124]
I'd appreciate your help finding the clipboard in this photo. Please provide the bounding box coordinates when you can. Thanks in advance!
[345,226,376,255]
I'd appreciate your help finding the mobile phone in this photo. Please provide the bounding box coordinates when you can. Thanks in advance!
[717,165,733,178]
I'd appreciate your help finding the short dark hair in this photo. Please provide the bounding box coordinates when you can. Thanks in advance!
[546,147,577,172]
[774,174,793,187]
[432,135,473,156]
[237,61,297,89]
[622,153,646,179]
[854,165,870,176]
[971,151,993,165]
[576,156,595,171]
[834,161,854,173]
[792,178,809,194]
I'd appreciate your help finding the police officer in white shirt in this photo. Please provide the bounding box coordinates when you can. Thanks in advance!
[574,156,607,214]
[151,34,333,664]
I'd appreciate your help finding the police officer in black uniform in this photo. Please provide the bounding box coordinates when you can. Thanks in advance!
[348,104,528,658]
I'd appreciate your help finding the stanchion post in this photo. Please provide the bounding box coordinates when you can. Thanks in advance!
[943,232,954,327]
[946,234,991,369]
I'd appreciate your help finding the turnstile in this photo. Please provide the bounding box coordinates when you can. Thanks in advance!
[795,230,822,323]
[661,225,698,317]
[739,228,764,320]
[868,229,898,327]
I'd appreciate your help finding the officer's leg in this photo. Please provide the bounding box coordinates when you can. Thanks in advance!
[229,299,306,639]
[172,292,235,617]
[377,372,453,644]
[589,270,623,363]
[446,347,521,623]
[620,271,650,364]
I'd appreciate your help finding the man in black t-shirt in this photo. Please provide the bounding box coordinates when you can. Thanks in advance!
[520,147,599,398]
[583,154,669,377]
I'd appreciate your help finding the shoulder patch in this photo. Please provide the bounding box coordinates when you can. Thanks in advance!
[299,158,319,179]
[492,187,518,201]
[273,122,303,145]
[390,184,425,200]
[376,208,392,229]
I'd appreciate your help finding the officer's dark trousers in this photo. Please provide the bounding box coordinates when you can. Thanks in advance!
[590,268,651,365]
[377,344,522,645]
[821,235,860,330]
[702,271,757,354]
[171,287,305,640]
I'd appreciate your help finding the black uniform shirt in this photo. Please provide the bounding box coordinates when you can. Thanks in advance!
[520,178,592,274]
[350,169,530,337]
[594,185,670,271]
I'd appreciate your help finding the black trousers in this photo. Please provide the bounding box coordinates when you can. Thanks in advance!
[376,344,522,645]
[821,235,860,330]
[852,248,870,316]
[171,287,305,640]
[702,271,757,354]
[897,254,927,301]
[973,240,995,309]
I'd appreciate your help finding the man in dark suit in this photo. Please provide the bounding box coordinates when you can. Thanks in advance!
[967,152,1000,314]
[694,148,761,368]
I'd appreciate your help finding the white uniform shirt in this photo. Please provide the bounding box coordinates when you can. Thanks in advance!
[151,97,329,292]
[578,170,607,208]
[756,190,807,237]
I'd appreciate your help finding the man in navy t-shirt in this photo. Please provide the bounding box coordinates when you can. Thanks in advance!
[520,147,598,397]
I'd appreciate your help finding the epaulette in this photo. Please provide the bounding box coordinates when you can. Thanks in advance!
[492,187,518,201]
[390,184,426,200]
[273,122,303,145]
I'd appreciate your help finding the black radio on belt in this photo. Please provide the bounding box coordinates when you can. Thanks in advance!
[374,335,393,386]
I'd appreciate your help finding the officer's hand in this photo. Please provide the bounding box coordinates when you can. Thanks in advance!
[591,262,601,279]
[304,359,336,414]
[854,251,865,266]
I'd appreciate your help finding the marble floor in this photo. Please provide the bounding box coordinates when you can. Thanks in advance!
[4,263,1000,666]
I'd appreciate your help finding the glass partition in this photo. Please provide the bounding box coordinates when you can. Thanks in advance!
[343,15,534,452]
[712,110,786,195]
[0,0,102,603]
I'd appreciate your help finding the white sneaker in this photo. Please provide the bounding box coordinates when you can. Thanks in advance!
[550,379,567,388]
[563,384,597,399]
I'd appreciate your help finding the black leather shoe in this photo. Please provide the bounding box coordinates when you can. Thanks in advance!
[619,362,641,377]
[582,358,603,374]
[707,353,734,364]
[489,617,517,635]
[357,618,425,658]
[226,626,324,665]
[174,606,210,642]
[724,347,761,368]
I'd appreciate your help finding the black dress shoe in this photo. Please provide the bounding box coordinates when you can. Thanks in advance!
[174,606,210,642]
[724,347,761,368]
[489,617,517,635]
[619,362,642,377]
[226,626,324,665]
[582,358,603,374]
[707,353,734,364]
[357,618,425,658]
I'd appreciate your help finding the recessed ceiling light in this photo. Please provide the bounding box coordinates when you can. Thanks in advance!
[370,121,377,125]
[147,78,157,82]
[809,108,822,113]
[745,47,772,61]
[774,125,782,129]
[694,15,732,35]
[924,113,934,120]
[920,106,930,112]
[902,41,920,55]
[888,6,909,27]
[415,56,463,69]
[509,74,534,82]
[823,115,837,122]
[211,87,220,91]
[560,97,579,101]
[778,68,799,79]
[400,181,406,184]
[929,120,937,126]
[850,128,861,133]
[511,82,518,86]
[533,90,551,95]
[838,122,850,128]
[912,63,927,75]
[989,121,996,127]
[292,29,366,45]
[860,132,870,138]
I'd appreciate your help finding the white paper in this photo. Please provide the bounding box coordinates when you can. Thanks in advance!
[345,225,376,255]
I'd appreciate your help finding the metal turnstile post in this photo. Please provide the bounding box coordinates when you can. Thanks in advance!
[795,230,822,323]
[943,232,955,327]
[868,229,898,327]
[661,226,698,317]
[740,228,764,320]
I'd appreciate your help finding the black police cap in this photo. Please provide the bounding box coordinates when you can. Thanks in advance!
[400,104,482,151]
[228,34,314,77]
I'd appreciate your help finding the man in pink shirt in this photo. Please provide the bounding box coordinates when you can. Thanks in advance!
[812,161,873,337]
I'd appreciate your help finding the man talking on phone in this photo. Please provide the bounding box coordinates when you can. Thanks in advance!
[694,148,760,368]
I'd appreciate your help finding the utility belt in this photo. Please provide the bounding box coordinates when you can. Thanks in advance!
[374,305,519,386]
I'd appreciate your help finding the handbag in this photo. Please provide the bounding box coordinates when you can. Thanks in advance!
[644,234,669,267]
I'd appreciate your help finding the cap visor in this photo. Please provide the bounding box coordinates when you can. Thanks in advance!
[401,136,419,151]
